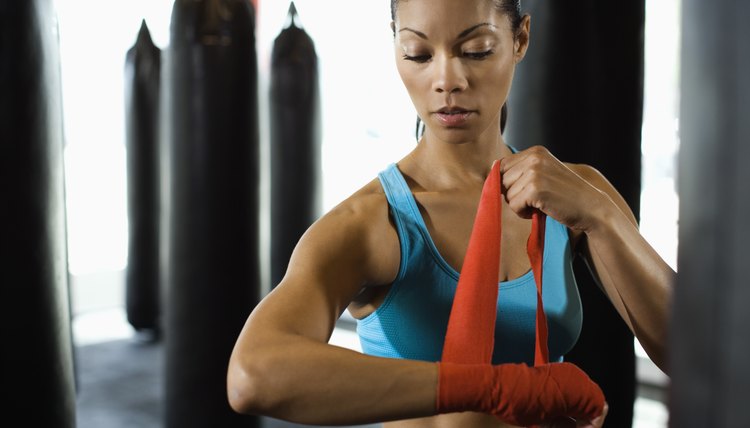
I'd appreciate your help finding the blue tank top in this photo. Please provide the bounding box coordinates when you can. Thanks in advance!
[355,163,583,365]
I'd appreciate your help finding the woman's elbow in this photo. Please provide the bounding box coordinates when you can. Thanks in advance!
[226,351,282,415]
[227,359,256,414]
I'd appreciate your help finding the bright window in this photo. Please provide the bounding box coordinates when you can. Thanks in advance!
[56,0,680,303]
[641,0,681,272]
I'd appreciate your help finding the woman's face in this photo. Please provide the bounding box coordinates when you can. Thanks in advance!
[393,0,529,144]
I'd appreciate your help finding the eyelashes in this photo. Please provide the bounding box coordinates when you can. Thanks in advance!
[401,50,495,63]
[402,54,431,63]
[464,50,494,60]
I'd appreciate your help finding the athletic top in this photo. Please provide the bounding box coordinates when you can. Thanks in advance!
[355,163,583,365]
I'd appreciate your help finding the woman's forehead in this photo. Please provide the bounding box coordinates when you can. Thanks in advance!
[394,0,509,39]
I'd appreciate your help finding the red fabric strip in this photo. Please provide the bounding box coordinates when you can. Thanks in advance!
[529,212,549,366]
[442,161,549,367]
[436,162,604,425]
[441,162,502,364]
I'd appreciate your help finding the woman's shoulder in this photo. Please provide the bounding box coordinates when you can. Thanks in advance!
[564,163,631,204]
[310,176,393,248]
[308,176,398,285]
[328,177,388,220]
[565,162,608,187]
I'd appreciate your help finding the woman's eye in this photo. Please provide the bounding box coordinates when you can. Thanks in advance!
[402,54,431,63]
[463,50,493,60]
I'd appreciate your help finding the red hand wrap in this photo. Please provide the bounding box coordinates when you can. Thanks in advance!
[436,161,605,425]
[437,362,605,426]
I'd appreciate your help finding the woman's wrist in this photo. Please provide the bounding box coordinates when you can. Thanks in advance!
[581,190,629,237]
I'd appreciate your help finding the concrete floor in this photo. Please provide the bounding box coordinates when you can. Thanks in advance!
[73,312,380,428]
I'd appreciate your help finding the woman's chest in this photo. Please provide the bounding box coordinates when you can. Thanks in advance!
[413,190,533,282]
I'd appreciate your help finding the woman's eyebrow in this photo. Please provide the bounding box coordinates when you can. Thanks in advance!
[457,23,497,39]
[398,27,428,39]
[398,23,497,40]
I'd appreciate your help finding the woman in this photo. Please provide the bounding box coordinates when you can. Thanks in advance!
[227,0,673,426]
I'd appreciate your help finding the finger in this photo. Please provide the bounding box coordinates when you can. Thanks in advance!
[499,145,550,174]
[505,186,535,219]
[497,149,524,174]
[501,157,539,208]
[590,403,609,427]
[547,401,608,428]
[575,403,608,428]
[503,177,527,216]
[507,198,535,219]
[505,173,546,219]
[500,148,549,197]
[546,417,577,428]
[503,164,539,203]
[499,150,530,187]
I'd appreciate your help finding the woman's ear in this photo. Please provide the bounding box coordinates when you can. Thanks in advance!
[514,14,531,63]
[390,21,396,35]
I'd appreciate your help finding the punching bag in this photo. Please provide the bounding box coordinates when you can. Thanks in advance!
[506,2,644,426]
[163,0,260,427]
[124,20,161,335]
[671,0,750,426]
[270,2,321,288]
[0,1,76,426]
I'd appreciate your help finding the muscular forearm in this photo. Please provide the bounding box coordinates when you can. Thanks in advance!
[583,202,674,373]
[228,327,607,426]
[227,330,438,425]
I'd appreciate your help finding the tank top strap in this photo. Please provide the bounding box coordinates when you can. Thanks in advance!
[377,163,428,281]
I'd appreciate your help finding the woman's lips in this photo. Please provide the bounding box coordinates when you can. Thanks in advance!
[434,110,473,127]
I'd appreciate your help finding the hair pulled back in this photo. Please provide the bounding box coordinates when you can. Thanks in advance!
[390,0,524,140]
[391,0,523,34]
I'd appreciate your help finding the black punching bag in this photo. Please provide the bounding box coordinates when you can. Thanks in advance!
[270,2,321,288]
[163,0,260,427]
[124,20,161,335]
[671,0,750,426]
[506,2,644,426]
[0,1,76,427]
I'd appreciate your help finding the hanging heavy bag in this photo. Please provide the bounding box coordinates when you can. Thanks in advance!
[163,0,261,427]
[270,2,321,289]
[0,0,76,426]
[124,20,161,334]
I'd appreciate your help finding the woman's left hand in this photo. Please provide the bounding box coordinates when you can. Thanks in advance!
[498,145,611,233]
[539,402,608,428]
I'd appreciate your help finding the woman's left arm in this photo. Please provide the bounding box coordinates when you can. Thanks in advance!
[499,146,675,374]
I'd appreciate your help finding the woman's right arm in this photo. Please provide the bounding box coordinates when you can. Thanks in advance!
[226,190,439,425]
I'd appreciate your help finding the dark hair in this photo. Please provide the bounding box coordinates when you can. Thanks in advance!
[391,0,523,33]
[391,0,523,141]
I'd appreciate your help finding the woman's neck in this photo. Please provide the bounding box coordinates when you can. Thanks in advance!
[406,129,513,189]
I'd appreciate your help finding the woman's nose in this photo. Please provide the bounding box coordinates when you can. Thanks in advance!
[431,55,468,93]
